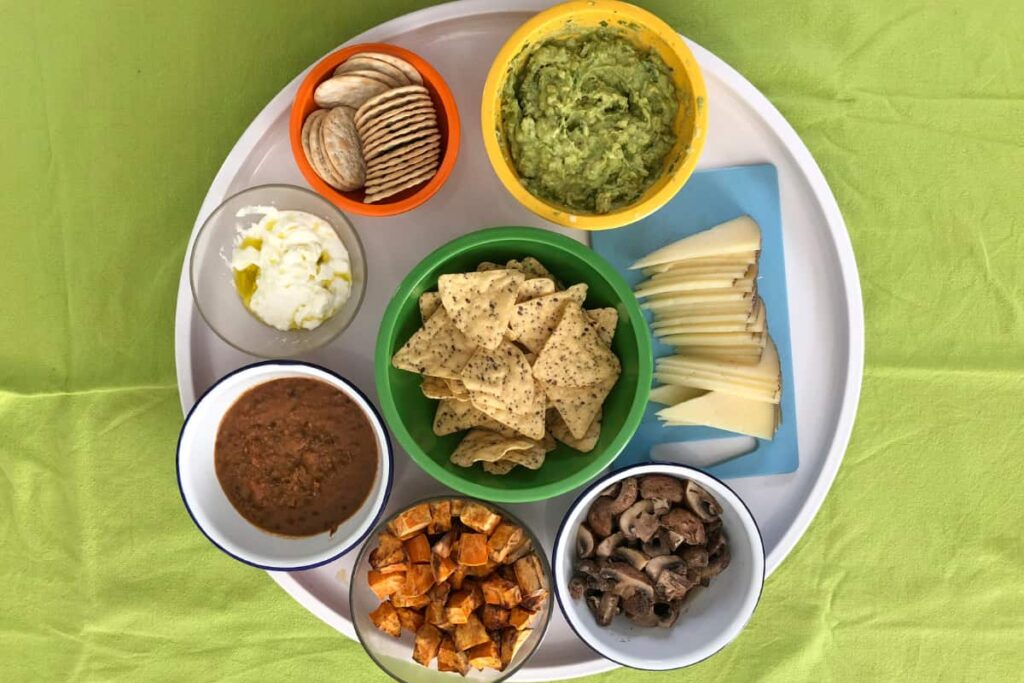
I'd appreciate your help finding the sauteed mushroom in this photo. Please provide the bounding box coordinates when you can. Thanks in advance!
[576,524,595,559]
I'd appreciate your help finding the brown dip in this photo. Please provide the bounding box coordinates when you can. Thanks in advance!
[215,377,378,537]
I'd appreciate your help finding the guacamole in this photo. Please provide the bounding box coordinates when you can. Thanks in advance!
[501,30,679,215]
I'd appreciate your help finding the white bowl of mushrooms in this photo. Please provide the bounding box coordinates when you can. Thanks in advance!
[551,463,765,670]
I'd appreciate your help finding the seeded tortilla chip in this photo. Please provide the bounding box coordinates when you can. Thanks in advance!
[419,292,442,322]
[445,378,470,400]
[460,341,535,406]
[586,307,618,346]
[450,429,538,467]
[482,459,517,475]
[544,376,616,440]
[392,308,476,380]
[433,399,507,436]
[532,303,620,387]
[476,261,501,272]
[547,408,601,452]
[507,284,588,354]
[421,376,453,399]
[506,257,553,281]
[439,270,525,350]
[517,277,557,303]
[500,444,546,470]
[470,379,546,440]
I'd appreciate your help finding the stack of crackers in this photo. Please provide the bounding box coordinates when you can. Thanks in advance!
[391,257,622,475]
[300,51,442,204]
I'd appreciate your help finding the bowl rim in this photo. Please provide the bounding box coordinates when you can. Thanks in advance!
[373,226,653,503]
[176,360,394,571]
[288,42,461,217]
[349,495,554,681]
[479,0,708,231]
[550,462,766,670]
[188,183,368,358]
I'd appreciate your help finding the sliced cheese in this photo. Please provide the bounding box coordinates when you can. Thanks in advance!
[654,304,766,335]
[649,265,751,281]
[647,301,756,317]
[635,277,754,299]
[630,216,762,269]
[654,370,780,403]
[649,384,706,405]
[674,345,764,360]
[662,331,766,347]
[657,391,778,440]
[651,309,756,327]
[643,290,754,309]
[642,253,758,276]
[654,362,780,390]
[661,337,780,379]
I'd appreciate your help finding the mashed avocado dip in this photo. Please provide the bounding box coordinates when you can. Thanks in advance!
[501,30,679,215]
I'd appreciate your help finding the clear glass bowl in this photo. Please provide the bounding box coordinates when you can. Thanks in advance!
[189,184,366,357]
[350,497,553,682]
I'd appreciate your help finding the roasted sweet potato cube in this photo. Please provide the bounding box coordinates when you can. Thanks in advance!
[500,628,532,668]
[519,588,548,613]
[368,570,406,600]
[503,536,533,565]
[460,501,502,534]
[390,503,432,539]
[428,500,452,534]
[513,554,545,596]
[487,522,525,564]
[445,588,479,625]
[509,607,538,630]
[377,562,408,574]
[369,601,401,637]
[399,563,434,597]
[425,583,450,625]
[454,613,490,652]
[432,530,456,559]
[464,578,484,607]
[458,533,489,566]
[431,553,456,584]
[390,593,431,609]
[396,607,425,635]
[449,565,466,590]
[480,605,511,630]
[370,532,406,568]
[464,559,499,577]
[467,639,502,670]
[403,534,432,564]
[438,636,469,675]
[413,624,443,666]
[450,499,466,517]
[481,576,521,608]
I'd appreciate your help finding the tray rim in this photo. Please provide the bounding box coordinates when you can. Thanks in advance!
[172,0,864,678]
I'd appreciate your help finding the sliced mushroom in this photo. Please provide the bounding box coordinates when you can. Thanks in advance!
[576,524,595,559]
[650,497,671,515]
[678,546,709,569]
[697,546,731,586]
[576,557,603,578]
[654,601,681,628]
[706,528,726,557]
[595,591,620,626]
[634,512,662,543]
[639,474,685,503]
[613,546,650,571]
[644,554,684,582]
[587,496,615,538]
[655,569,696,601]
[595,531,625,558]
[659,527,685,552]
[660,508,706,546]
[683,480,722,521]
[619,499,653,541]
[606,477,638,515]
[568,574,587,600]
[642,534,671,557]
[598,481,621,499]
[601,560,656,599]
[621,589,652,618]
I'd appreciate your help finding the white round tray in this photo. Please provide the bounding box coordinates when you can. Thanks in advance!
[173,1,863,679]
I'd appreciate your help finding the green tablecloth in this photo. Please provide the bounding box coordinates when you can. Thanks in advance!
[2,0,1022,680]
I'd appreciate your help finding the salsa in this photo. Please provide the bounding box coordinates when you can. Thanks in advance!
[215,377,378,537]
[501,30,679,214]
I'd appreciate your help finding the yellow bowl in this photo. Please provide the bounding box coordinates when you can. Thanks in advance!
[481,0,708,231]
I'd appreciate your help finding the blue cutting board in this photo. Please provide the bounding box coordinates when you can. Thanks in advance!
[592,164,799,478]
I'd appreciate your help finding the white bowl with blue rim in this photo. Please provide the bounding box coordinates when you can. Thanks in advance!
[176,361,393,570]
[552,463,765,670]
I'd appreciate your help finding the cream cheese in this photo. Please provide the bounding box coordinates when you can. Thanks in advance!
[229,206,351,331]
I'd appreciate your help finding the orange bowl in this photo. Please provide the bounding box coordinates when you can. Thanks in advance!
[289,43,460,217]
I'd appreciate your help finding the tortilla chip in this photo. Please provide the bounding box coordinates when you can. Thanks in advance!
[439,270,525,350]
[433,399,507,436]
[419,292,442,322]
[460,341,535,407]
[421,376,454,399]
[470,379,546,440]
[506,284,588,354]
[450,429,538,467]
[500,444,546,470]
[445,378,470,400]
[547,408,601,452]
[544,376,616,440]
[586,307,618,346]
[532,303,621,388]
[392,308,476,380]
[517,277,557,303]
[506,257,553,280]
[482,459,517,475]
[476,261,501,272]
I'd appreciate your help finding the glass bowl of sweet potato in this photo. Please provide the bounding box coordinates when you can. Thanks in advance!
[351,497,552,681]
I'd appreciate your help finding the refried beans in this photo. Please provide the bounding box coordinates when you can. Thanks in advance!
[215,377,378,537]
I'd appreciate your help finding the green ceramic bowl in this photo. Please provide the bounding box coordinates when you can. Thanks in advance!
[375,227,652,503]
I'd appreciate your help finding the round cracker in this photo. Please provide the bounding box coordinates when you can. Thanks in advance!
[306,111,345,188]
[364,127,440,161]
[330,68,401,89]
[364,165,439,203]
[360,116,438,151]
[354,85,430,125]
[320,107,366,191]
[350,51,423,85]
[354,94,432,131]
[366,157,439,190]
[366,136,441,169]
[314,75,390,109]
[366,147,440,181]
[335,57,410,86]
[357,102,435,140]
[300,108,327,169]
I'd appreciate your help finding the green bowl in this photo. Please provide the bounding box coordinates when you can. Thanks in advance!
[374,227,653,502]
